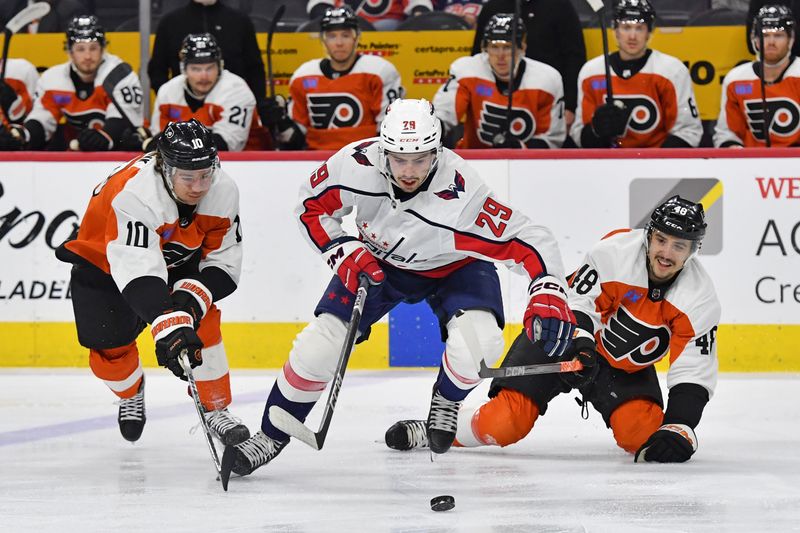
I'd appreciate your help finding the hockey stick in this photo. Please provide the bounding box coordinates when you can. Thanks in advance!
[585,0,624,147]
[0,2,50,82]
[267,4,285,100]
[179,351,226,490]
[756,19,772,148]
[452,311,583,379]
[269,276,371,450]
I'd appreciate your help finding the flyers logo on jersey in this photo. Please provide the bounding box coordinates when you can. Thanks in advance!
[359,0,391,17]
[308,93,363,129]
[744,98,800,140]
[163,242,200,268]
[609,94,660,134]
[600,306,671,366]
[478,101,535,145]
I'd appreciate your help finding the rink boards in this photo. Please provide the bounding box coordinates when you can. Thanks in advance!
[0,149,798,370]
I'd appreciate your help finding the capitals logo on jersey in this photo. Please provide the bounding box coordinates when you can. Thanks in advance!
[478,101,535,145]
[609,94,660,134]
[600,305,671,367]
[434,170,466,200]
[308,93,363,129]
[744,97,800,140]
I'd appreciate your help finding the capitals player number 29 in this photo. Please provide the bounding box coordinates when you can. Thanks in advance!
[403,121,416,130]
[475,197,512,237]
[310,163,329,187]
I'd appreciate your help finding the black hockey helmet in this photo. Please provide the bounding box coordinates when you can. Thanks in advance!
[647,195,706,243]
[157,119,218,171]
[613,0,656,31]
[66,15,106,49]
[321,5,359,33]
[179,33,223,67]
[753,4,795,37]
[482,13,526,48]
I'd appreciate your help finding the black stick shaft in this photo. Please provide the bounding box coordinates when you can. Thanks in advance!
[757,21,771,148]
[1,29,12,82]
[505,0,521,141]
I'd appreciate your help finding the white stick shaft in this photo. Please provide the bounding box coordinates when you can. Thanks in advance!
[584,0,605,13]
[5,2,51,34]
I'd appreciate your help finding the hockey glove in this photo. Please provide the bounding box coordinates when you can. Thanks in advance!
[257,95,289,130]
[559,335,599,390]
[635,423,698,463]
[491,133,524,149]
[591,101,629,140]
[171,278,213,324]
[0,124,26,150]
[524,274,576,358]
[151,311,203,380]
[77,127,114,151]
[118,126,153,152]
[323,239,385,293]
[0,81,17,116]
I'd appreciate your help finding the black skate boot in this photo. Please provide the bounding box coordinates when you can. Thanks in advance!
[221,431,288,478]
[385,420,428,451]
[204,407,250,446]
[426,390,461,454]
[118,377,146,442]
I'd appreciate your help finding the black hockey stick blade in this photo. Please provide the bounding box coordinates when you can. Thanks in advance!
[477,358,583,379]
[220,445,236,491]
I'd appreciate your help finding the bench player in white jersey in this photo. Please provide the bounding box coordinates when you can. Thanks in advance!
[387,196,721,464]
[54,120,249,447]
[715,5,800,148]
[570,0,702,148]
[434,13,565,149]
[0,15,143,152]
[259,6,403,150]
[0,58,38,131]
[220,98,576,481]
[144,33,257,152]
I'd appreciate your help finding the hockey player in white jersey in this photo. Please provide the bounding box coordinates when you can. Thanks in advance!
[144,33,257,152]
[221,98,576,481]
[0,58,38,129]
[0,15,144,151]
[386,196,721,464]
[570,0,702,148]
[55,119,249,447]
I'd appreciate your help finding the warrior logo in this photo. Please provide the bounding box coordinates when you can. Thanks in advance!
[308,93,363,129]
[434,170,466,200]
[478,101,535,146]
[162,242,200,268]
[351,140,376,166]
[608,94,660,134]
[600,306,671,366]
[358,0,391,17]
[744,98,800,140]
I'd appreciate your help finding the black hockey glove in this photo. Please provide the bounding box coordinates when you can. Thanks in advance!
[0,80,17,115]
[118,126,153,152]
[77,127,114,151]
[151,311,203,380]
[559,336,599,390]
[257,95,289,130]
[635,423,698,463]
[0,124,26,150]
[591,101,629,140]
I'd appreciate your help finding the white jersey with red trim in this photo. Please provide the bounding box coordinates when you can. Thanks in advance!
[0,58,39,123]
[150,70,256,151]
[26,53,143,141]
[568,229,720,395]
[296,138,566,283]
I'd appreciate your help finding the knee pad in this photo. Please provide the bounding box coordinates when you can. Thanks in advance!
[89,342,142,398]
[468,389,539,447]
[610,399,664,453]
[444,310,504,386]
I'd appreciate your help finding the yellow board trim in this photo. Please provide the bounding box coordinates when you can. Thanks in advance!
[1,322,798,372]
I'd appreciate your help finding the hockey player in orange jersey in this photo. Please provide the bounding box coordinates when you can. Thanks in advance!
[0,57,38,130]
[715,5,800,148]
[0,15,144,152]
[434,13,566,149]
[571,0,702,148]
[259,6,404,151]
[386,196,721,464]
[55,119,249,447]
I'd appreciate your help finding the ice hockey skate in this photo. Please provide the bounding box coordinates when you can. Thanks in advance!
[427,390,461,454]
[385,419,428,451]
[203,407,250,446]
[117,377,146,442]
[221,431,288,478]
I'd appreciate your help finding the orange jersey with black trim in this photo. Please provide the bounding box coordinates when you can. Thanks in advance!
[288,54,403,150]
[0,58,38,124]
[571,50,702,148]
[714,58,800,147]
[568,229,720,396]
[434,54,566,148]
[307,0,432,23]
[65,154,242,293]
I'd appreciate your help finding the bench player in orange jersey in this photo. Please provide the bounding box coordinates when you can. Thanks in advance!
[0,15,144,152]
[715,5,800,148]
[570,0,702,149]
[0,57,38,132]
[386,196,721,464]
[55,119,249,447]
[433,13,566,149]
[258,5,403,150]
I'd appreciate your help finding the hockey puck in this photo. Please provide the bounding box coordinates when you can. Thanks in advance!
[430,495,455,512]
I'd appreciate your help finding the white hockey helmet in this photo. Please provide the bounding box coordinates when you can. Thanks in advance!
[378,98,442,187]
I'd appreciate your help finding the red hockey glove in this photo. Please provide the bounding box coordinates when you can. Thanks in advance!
[323,239,384,293]
[523,274,576,358]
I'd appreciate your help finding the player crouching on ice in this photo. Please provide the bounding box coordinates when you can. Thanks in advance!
[221,98,575,481]
[386,196,721,463]
[56,119,249,447]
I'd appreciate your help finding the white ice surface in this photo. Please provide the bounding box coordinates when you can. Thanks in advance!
[1,370,799,533]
